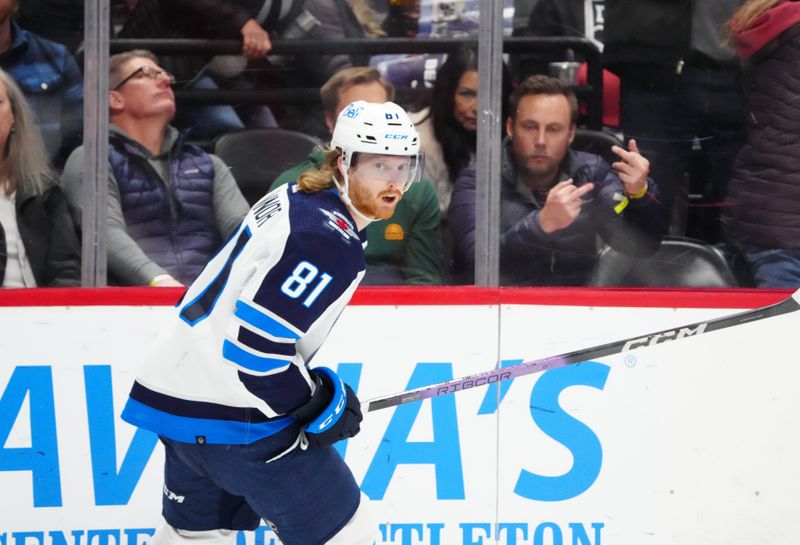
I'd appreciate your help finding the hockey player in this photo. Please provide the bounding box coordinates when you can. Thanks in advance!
[121,101,423,545]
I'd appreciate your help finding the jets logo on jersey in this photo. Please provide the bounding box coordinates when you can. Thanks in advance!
[320,209,358,241]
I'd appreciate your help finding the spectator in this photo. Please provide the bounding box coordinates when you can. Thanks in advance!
[513,0,622,129]
[383,0,420,38]
[16,0,83,53]
[296,0,384,83]
[0,68,80,287]
[449,75,666,286]
[274,0,385,139]
[603,0,746,239]
[514,0,605,78]
[412,46,510,214]
[118,0,283,141]
[272,67,443,285]
[724,0,800,288]
[0,0,83,168]
[120,0,384,141]
[62,50,249,287]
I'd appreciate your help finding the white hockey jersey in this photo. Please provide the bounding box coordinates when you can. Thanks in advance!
[121,183,367,444]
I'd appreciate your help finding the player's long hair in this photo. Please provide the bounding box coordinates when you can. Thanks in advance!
[729,0,785,34]
[297,147,343,193]
[0,69,55,197]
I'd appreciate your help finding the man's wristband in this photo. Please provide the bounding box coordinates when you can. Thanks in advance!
[626,182,648,199]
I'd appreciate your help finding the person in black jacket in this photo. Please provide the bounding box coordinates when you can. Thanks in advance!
[604,0,746,239]
[0,68,80,287]
[117,0,283,140]
[724,0,800,287]
[448,75,666,286]
[514,0,605,79]
[118,0,381,140]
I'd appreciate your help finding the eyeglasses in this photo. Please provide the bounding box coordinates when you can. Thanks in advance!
[112,66,175,91]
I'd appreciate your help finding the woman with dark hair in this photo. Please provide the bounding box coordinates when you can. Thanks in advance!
[0,68,80,287]
[413,47,510,214]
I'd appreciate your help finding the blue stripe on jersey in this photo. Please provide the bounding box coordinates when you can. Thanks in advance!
[234,300,300,339]
[180,226,252,326]
[238,326,296,357]
[222,340,291,373]
[122,398,293,444]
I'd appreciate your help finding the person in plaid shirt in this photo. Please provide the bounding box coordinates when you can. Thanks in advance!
[0,0,83,168]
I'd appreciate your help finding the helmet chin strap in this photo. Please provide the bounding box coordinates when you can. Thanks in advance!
[333,168,378,225]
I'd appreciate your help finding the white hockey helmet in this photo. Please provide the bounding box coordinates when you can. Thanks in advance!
[329,101,424,223]
[331,101,424,192]
[332,100,421,156]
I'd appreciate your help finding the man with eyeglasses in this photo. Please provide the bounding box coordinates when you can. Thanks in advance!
[62,49,249,287]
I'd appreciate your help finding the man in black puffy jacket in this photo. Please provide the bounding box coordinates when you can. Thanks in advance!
[604,0,746,239]
[448,75,667,286]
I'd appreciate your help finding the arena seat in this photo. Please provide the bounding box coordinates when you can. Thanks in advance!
[589,236,738,288]
[571,128,624,165]
[213,128,321,205]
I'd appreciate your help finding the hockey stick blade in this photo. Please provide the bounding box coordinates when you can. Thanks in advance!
[363,290,800,413]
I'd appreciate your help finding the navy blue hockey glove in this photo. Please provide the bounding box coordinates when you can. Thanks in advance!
[291,367,363,448]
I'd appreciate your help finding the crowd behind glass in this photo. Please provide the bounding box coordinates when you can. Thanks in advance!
[1,0,798,290]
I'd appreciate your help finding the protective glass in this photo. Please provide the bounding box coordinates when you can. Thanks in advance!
[345,151,425,192]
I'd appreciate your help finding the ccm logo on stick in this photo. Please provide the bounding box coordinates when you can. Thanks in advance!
[622,323,708,352]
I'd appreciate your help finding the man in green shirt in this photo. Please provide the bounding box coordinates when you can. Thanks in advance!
[271,67,443,285]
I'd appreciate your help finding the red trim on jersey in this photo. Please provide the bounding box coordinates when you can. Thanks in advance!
[0,287,790,309]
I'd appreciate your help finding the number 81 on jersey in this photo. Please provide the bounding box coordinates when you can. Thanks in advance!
[280,261,333,308]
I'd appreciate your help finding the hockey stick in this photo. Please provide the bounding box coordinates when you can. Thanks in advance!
[363,290,800,413]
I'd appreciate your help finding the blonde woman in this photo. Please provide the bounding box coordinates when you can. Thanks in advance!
[0,68,80,287]
[724,0,800,287]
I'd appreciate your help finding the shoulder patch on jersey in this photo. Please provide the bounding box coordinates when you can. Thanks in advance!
[320,208,359,241]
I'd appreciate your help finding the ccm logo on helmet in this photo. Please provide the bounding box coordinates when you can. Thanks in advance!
[385,133,409,140]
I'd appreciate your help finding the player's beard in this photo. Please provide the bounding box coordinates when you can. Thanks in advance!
[349,183,403,220]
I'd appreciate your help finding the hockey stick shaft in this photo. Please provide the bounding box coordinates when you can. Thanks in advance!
[363,290,800,412]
